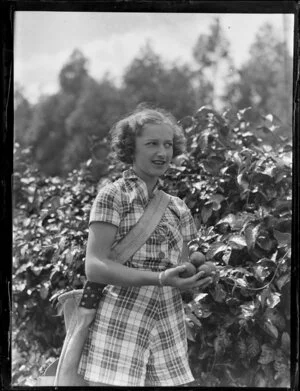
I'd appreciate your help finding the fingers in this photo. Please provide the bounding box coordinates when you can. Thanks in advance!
[169,265,186,276]
[182,270,209,283]
[195,270,206,279]
[179,274,214,290]
[167,266,215,290]
[195,276,213,288]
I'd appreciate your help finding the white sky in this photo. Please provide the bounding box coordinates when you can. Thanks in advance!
[14,12,294,103]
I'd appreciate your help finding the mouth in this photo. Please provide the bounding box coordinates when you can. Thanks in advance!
[152,160,167,167]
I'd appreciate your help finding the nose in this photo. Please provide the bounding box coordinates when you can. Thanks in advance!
[156,145,167,158]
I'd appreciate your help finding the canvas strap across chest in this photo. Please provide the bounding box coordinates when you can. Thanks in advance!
[110,190,170,263]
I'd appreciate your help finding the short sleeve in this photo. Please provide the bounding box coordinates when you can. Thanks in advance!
[89,184,121,227]
[180,203,197,242]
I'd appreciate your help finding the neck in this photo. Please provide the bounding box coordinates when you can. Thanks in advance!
[132,166,158,197]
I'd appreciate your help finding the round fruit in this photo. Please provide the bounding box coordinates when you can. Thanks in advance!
[179,262,197,278]
[190,251,206,267]
[197,261,216,276]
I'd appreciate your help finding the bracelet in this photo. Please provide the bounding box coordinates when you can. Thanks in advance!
[79,281,106,309]
[158,271,165,287]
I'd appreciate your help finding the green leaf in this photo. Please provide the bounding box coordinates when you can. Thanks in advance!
[202,156,224,175]
[201,205,212,224]
[65,252,74,265]
[240,301,256,319]
[264,308,286,331]
[236,278,247,288]
[222,247,232,264]
[188,239,200,254]
[258,287,271,308]
[20,244,29,257]
[256,233,274,252]
[217,213,236,227]
[273,230,291,247]
[281,332,290,354]
[211,284,227,302]
[275,274,290,290]
[187,313,202,328]
[263,319,279,339]
[193,181,207,190]
[185,319,196,342]
[237,173,249,190]
[39,285,49,300]
[213,336,224,355]
[244,223,260,250]
[228,235,247,249]
[179,115,194,130]
[206,242,227,260]
[247,335,261,358]
[198,129,210,151]
[206,194,225,211]
[258,344,276,364]
[193,292,208,303]
[253,265,271,282]
[266,292,281,308]
[23,218,31,228]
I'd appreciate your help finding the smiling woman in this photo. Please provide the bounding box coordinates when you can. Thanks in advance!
[70,105,214,387]
[133,123,174,191]
[109,107,185,196]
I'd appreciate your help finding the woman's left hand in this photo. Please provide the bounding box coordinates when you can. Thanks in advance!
[162,265,214,291]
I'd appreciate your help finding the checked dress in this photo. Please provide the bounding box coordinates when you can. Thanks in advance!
[78,168,197,386]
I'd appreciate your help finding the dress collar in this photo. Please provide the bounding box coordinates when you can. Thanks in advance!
[123,167,163,197]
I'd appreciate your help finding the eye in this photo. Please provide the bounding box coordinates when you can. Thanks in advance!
[165,142,173,148]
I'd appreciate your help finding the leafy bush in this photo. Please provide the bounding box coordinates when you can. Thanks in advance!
[169,107,292,387]
[13,145,98,385]
[12,107,292,387]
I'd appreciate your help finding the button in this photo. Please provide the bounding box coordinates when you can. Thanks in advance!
[158,251,165,259]
[157,235,165,243]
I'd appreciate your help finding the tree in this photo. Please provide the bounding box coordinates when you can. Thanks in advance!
[122,42,196,118]
[14,84,33,146]
[61,75,125,175]
[192,18,236,110]
[59,49,89,96]
[225,23,293,137]
[158,64,197,119]
[23,50,125,176]
[25,49,91,176]
[26,92,77,175]
[122,42,166,107]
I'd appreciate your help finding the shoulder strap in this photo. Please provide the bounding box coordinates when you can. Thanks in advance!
[111,190,170,263]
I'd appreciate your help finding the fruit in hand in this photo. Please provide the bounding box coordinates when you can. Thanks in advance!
[179,262,197,278]
[197,261,216,276]
[190,251,206,267]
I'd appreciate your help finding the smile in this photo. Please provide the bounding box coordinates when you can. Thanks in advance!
[152,161,166,166]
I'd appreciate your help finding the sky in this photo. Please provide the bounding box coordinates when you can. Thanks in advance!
[14,12,294,103]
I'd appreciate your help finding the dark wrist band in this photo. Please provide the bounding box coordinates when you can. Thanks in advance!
[79,281,106,309]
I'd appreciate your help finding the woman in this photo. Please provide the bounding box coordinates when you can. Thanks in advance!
[78,107,213,386]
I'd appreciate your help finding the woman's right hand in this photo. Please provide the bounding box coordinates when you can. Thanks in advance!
[163,265,214,291]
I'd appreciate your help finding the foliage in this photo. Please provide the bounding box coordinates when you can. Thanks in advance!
[12,144,98,385]
[122,42,197,118]
[169,107,292,387]
[225,23,293,134]
[12,103,292,386]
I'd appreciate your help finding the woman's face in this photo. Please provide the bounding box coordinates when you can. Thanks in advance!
[133,122,174,183]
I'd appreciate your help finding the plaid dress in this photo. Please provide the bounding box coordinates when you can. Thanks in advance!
[78,168,197,386]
